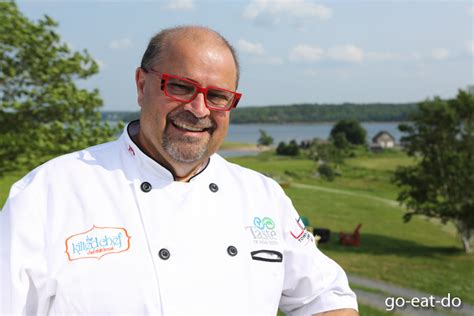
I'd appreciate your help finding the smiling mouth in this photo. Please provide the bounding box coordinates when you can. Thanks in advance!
[171,121,211,133]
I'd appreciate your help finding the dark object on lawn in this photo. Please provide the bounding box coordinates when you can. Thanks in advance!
[313,228,331,244]
[339,224,362,247]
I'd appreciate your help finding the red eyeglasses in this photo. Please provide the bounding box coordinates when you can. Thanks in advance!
[143,68,242,111]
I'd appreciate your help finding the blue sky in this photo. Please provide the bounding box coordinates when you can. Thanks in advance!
[18,0,474,111]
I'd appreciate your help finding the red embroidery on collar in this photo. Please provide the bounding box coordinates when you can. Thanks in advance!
[128,145,135,156]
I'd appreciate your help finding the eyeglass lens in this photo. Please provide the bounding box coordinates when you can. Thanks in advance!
[165,77,235,109]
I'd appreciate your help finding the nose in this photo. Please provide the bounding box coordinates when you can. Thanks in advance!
[183,91,210,118]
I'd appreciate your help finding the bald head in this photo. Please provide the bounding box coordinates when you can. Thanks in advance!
[140,26,240,87]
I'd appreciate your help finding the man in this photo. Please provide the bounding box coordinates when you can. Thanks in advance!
[1,26,358,315]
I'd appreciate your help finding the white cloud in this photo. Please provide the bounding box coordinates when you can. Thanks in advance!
[366,51,426,62]
[327,45,364,63]
[290,45,434,64]
[238,39,283,64]
[467,40,474,55]
[238,39,265,56]
[165,0,194,10]
[431,48,449,60]
[243,0,332,25]
[109,38,132,50]
[289,44,324,62]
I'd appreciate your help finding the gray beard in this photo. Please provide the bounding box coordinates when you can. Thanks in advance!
[162,132,210,164]
[162,109,215,163]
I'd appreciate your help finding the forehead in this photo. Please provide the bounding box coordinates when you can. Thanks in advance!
[156,35,237,89]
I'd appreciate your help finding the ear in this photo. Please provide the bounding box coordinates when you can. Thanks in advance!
[135,67,146,107]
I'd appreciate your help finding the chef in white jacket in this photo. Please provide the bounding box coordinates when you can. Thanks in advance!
[0,26,358,316]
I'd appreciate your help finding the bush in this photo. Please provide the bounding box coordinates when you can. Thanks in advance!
[276,140,300,156]
[257,129,274,146]
[318,164,335,181]
[309,141,344,165]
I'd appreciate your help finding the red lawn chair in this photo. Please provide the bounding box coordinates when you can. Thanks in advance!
[339,224,362,247]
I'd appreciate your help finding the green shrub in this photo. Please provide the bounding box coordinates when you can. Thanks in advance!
[318,164,335,181]
[276,140,300,156]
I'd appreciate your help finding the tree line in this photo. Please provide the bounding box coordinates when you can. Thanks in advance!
[102,102,418,124]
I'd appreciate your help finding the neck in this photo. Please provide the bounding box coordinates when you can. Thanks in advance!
[133,132,208,182]
[173,159,208,182]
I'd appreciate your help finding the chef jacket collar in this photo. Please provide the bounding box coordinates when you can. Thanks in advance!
[121,120,210,183]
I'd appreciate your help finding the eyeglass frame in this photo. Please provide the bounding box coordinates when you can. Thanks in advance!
[142,68,242,111]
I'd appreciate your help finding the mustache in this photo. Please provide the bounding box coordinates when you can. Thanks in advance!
[167,110,216,130]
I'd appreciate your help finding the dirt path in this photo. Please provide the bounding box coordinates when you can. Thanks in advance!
[291,182,400,207]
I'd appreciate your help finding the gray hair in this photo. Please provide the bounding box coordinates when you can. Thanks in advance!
[140,25,240,87]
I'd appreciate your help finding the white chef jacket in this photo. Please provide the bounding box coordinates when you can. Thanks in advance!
[0,121,357,316]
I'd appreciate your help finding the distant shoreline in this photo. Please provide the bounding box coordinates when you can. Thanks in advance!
[219,142,273,152]
[104,118,408,125]
[229,121,407,125]
[102,102,418,124]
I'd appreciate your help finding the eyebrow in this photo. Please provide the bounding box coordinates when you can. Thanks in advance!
[183,76,200,85]
[180,74,232,91]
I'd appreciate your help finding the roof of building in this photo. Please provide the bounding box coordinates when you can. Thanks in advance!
[372,130,396,143]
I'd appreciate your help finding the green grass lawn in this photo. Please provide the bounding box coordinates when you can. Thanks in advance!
[230,150,474,306]
[229,150,406,200]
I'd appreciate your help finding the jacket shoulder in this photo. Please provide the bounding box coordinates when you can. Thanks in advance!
[8,140,120,197]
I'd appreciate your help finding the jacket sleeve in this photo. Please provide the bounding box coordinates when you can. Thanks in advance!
[276,188,358,316]
[0,174,49,315]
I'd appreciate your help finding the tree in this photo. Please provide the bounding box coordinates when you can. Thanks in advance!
[393,90,474,253]
[276,140,299,156]
[332,132,350,150]
[257,129,273,146]
[0,2,121,175]
[317,164,335,181]
[309,139,344,167]
[330,120,367,145]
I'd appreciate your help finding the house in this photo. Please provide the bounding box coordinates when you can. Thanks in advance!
[371,131,396,149]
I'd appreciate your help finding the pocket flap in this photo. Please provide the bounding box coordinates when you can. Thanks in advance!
[250,250,283,262]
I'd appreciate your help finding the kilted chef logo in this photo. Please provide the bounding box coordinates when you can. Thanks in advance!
[246,217,278,245]
[65,225,131,261]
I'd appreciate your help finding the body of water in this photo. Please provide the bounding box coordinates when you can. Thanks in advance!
[224,122,404,145]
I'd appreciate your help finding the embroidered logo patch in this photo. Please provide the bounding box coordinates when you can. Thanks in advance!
[246,216,278,245]
[65,225,131,261]
[290,217,306,239]
[128,145,135,156]
[290,217,314,244]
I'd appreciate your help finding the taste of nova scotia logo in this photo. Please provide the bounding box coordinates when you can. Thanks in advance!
[246,217,278,245]
[65,225,131,261]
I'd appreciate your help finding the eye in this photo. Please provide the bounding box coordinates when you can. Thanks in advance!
[207,90,232,104]
[166,80,195,95]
